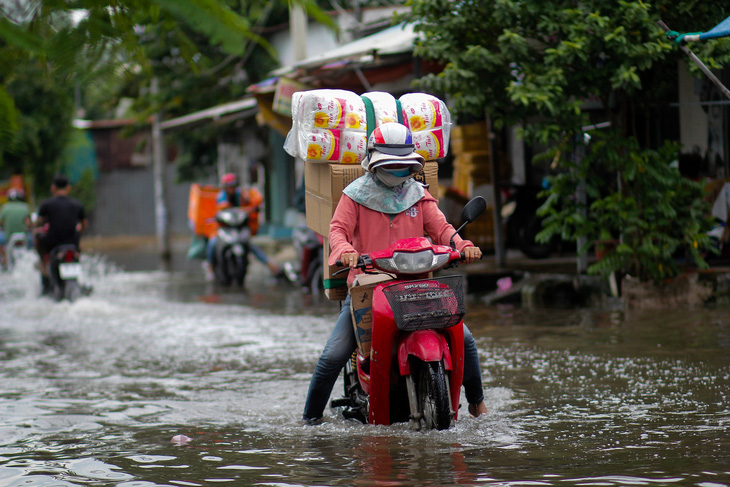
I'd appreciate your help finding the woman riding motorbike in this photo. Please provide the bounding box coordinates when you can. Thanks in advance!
[302,123,488,424]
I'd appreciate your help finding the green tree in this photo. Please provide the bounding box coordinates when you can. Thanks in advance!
[406,0,729,142]
[0,0,333,192]
[405,0,730,283]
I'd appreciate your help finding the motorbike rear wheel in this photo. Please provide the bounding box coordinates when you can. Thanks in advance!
[52,281,64,302]
[64,280,80,302]
[416,360,452,430]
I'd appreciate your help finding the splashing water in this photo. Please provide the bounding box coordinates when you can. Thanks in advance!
[0,248,120,301]
[0,251,728,487]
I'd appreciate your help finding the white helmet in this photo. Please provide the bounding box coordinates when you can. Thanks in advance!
[363,122,425,173]
[7,188,24,201]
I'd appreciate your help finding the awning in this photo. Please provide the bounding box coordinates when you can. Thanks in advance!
[273,22,419,76]
[159,97,257,130]
[74,98,258,132]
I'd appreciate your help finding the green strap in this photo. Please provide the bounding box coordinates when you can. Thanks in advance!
[362,95,376,140]
[323,278,347,290]
[362,94,404,139]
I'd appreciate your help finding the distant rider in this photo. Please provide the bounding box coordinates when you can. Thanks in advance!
[34,175,87,294]
[204,173,281,280]
[0,188,32,268]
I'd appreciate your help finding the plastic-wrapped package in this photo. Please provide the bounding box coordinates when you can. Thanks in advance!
[399,93,452,160]
[361,91,400,126]
[299,90,365,130]
[285,89,451,163]
[286,89,367,163]
[412,129,446,162]
[340,131,368,165]
[304,129,341,162]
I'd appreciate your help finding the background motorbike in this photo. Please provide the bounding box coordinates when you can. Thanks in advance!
[331,197,486,431]
[44,244,84,302]
[4,232,30,272]
[283,225,324,293]
[212,207,251,286]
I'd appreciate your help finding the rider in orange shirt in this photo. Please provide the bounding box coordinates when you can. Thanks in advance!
[205,173,281,280]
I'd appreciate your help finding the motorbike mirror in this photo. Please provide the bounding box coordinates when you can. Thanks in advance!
[450,196,488,249]
[461,196,487,223]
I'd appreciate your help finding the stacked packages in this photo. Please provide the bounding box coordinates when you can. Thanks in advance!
[285,89,452,300]
[284,90,451,164]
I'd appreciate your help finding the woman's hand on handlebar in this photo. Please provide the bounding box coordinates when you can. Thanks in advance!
[340,252,360,268]
[462,246,482,264]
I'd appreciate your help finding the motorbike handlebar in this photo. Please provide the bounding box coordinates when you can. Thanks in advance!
[459,251,484,261]
[333,255,368,277]
[334,251,478,275]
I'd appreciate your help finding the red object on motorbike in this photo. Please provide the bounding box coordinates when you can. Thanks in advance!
[332,196,486,430]
[335,237,467,429]
[62,249,78,263]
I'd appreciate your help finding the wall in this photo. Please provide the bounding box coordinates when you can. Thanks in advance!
[90,162,192,236]
[679,60,711,157]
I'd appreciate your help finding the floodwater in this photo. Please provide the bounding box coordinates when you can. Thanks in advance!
[0,248,729,487]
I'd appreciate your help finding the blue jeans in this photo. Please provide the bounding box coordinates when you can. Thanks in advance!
[302,295,485,421]
[206,237,269,265]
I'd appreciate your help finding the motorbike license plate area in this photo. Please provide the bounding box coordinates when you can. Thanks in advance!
[59,262,82,280]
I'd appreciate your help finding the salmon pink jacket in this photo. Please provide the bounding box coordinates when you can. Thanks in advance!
[328,191,475,284]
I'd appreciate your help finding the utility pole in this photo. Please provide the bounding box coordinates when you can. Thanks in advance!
[290,3,307,63]
[488,113,506,268]
[151,77,171,264]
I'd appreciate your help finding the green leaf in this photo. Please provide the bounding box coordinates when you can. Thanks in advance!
[150,0,274,56]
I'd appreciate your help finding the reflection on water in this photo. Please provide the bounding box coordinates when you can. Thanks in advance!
[0,249,728,486]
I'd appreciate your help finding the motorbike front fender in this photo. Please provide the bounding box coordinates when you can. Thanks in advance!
[397,329,453,376]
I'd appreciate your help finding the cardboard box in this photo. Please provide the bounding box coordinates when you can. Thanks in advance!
[305,192,339,237]
[188,184,219,237]
[322,237,348,301]
[305,162,439,236]
[349,273,395,356]
[451,122,488,139]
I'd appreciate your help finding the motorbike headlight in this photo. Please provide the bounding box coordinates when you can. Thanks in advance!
[374,250,450,274]
[219,228,238,243]
[216,212,231,225]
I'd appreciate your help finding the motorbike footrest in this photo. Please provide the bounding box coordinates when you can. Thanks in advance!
[330,398,350,408]
[341,407,367,424]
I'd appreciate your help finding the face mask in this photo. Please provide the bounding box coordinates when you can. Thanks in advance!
[382,167,411,177]
[375,167,413,187]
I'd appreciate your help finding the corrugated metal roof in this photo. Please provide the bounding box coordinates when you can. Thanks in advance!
[272,22,417,76]
[72,98,258,132]
[159,97,257,130]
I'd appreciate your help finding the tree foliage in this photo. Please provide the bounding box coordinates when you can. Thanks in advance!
[404,0,730,283]
[0,0,332,193]
[404,0,730,142]
[537,133,715,282]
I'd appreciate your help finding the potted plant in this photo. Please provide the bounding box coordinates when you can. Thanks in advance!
[536,132,716,293]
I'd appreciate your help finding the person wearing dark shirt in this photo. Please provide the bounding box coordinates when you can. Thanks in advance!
[35,175,87,293]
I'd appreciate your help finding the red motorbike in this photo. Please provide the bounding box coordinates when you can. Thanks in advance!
[331,197,486,430]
